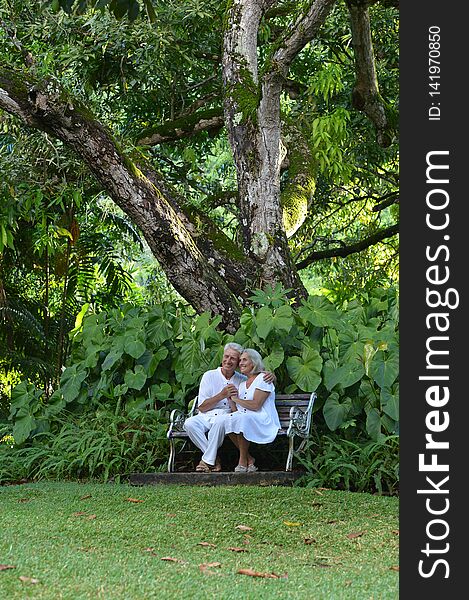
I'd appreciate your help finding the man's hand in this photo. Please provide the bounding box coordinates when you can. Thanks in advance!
[224,383,238,398]
[262,371,276,384]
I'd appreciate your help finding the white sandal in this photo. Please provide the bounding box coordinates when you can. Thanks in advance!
[234,465,248,473]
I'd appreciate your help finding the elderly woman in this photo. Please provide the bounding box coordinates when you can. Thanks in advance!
[224,348,281,473]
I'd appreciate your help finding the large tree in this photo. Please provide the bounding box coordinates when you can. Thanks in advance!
[0,0,399,331]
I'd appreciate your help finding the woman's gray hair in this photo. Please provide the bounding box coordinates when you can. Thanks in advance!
[224,342,244,354]
[241,348,265,374]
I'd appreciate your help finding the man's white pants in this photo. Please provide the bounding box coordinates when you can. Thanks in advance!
[184,412,228,465]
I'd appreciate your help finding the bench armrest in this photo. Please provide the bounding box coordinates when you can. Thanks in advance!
[286,392,317,438]
[167,409,187,438]
[166,396,199,439]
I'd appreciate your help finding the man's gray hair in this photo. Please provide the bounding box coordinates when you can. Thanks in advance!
[224,342,244,354]
[242,348,265,374]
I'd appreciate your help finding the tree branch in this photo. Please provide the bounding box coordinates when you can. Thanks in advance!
[137,107,224,146]
[295,223,398,268]
[272,0,338,75]
[0,67,246,329]
[346,0,396,147]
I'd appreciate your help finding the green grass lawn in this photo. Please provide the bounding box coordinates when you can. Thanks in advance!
[0,482,398,599]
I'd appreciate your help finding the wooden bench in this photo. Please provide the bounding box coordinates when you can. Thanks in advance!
[167,392,317,473]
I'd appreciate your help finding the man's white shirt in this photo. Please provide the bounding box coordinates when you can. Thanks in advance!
[197,367,246,414]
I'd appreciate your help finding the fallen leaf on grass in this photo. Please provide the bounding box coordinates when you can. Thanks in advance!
[0,565,16,571]
[327,520,339,524]
[392,530,400,536]
[199,562,221,572]
[166,513,176,517]
[227,547,247,552]
[18,498,30,503]
[237,568,287,579]
[72,511,87,517]
[283,521,302,527]
[19,576,40,584]
[160,557,186,563]
[126,498,144,503]
[390,565,400,571]
[87,514,97,520]
[197,542,217,548]
[346,531,365,539]
[243,535,251,545]
[80,494,92,500]
[236,525,253,531]
[304,538,317,545]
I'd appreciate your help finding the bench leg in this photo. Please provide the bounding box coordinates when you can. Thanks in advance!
[286,436,294,472]
[286,436,308,471]
[168,438,176,473]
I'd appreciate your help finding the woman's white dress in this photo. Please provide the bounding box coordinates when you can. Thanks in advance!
[223,373,281,443]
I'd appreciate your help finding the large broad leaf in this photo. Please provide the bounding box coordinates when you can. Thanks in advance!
[10,381,38,416]
[150,382,173,403]
[81,315,107,346]
[381,384,399,421]
[12,413,35,445]
[286,347,322,392]
[323,360,365,392]
[366,408,384,441]
[178,338,211,376]
[124,365,147,390]
[124,334,146,359]
[60,365,88,403]
[323,393,352,431]
[147,313,174,347]
[255,305,293,339]
[369,350,399,389]
[298,295,342,328]
[137,347,169,377]
[263,342,285,372]
[101,348,123,371]
[338,327,366,362]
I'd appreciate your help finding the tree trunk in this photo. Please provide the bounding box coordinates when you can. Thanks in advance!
[222,0,307,295]
[0,72,245,331]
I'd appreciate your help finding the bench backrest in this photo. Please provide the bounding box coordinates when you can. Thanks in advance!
[189,392,316,430]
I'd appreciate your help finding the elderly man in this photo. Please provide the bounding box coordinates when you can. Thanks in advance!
[184,342,274,472]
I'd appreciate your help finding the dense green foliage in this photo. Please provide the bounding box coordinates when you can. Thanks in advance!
[1,288,398,490]
[0,1,399,492]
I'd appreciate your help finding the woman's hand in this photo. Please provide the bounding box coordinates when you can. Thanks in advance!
[262,371,276,384]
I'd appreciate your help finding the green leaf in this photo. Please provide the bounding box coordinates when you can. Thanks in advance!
[256,305,293,339]
[10,381,38,415]
[124,365,147,390]
[124,335,146,359]
[366,408,382,441]
[150,382,172,403]
[101,349,122,371]
[60,365,88,403]
[323,393,352,431]
[369,350,399,389]
[323,360,365,391]
[113,384,128,396]
[298,295,342,328]
[12,414,35,445]
[381,384,399,421]
[263,342,284,371]
[286,346,322,392]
